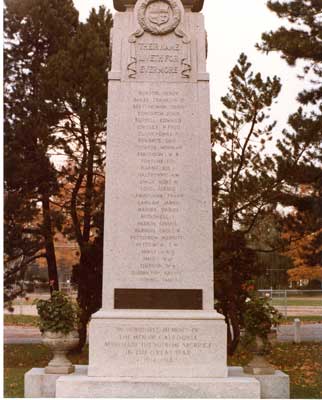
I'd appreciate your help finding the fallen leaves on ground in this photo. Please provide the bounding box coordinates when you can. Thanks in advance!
[229,342,322,398]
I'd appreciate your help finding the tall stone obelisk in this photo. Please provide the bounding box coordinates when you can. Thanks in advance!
[102,0,214,313]
[55,1,262,396]
[89,0,229,379]
[89,0,227,377]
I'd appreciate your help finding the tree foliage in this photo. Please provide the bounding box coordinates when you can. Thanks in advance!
[4,0,79,298]
[43,6,113,350]
[247,213,292,289]
[259,0,322,282]
[260,0,322,68]
[4,2,112,350]
[212,53,282,354]
[283,207,322,284]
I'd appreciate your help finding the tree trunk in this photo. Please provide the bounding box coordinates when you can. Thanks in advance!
[74,248,90,352]
[227,303,241,355]
[42,193,59,294]
[74,136,95,352]
[75,308,90,353]
[83,140,94,242]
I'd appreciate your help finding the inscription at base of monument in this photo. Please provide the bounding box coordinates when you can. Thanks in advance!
[89,317,227,378]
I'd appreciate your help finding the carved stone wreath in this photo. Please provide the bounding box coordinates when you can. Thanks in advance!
[138,0,181,35]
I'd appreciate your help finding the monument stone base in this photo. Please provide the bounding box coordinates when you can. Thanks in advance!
[230,367,290,399]
[24,366,85,398]
[56,366,261,398]
[88,310,228,378]
[25,366,290,399]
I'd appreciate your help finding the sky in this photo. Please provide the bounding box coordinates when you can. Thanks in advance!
[73,0,309,131]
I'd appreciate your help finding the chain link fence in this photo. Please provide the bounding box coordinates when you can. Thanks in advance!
[258,289,322,317]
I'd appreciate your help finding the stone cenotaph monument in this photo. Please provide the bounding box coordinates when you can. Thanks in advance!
[25,0,289,397]
[57,1,260,395]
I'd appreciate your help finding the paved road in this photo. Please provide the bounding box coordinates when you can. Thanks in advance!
[276,306,322,316]
[277,323,322,342]
[4,323,322,344]
[4,326,42,344]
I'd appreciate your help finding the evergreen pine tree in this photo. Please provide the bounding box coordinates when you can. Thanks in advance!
[43,6,113,350]
[212,53,282,354]
[4,0,79,296]
[259,0,322,282]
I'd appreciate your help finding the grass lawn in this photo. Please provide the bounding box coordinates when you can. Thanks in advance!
[4,342,322,398]
[4,313,321,327]
[4,315,39,327]
[4,344,88,398]
[271,298,322,307]
[281,315,322,324]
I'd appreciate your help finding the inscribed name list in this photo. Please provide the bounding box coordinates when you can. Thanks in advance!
[103,4,213,306]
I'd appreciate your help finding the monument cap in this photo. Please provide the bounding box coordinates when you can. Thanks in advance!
[113,0,204,12]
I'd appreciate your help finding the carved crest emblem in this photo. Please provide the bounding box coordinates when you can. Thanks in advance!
[147,1,170,26]
[128,0,192,79]
[136,0,181,35]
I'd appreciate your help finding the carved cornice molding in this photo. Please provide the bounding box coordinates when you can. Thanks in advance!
[113,0,204,12]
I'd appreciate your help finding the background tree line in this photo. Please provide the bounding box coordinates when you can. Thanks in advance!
[4,0,112,350]
[4,0,321,354]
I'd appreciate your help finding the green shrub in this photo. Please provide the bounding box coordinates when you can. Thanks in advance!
[36,291,79,334]
[242,293,282,353]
